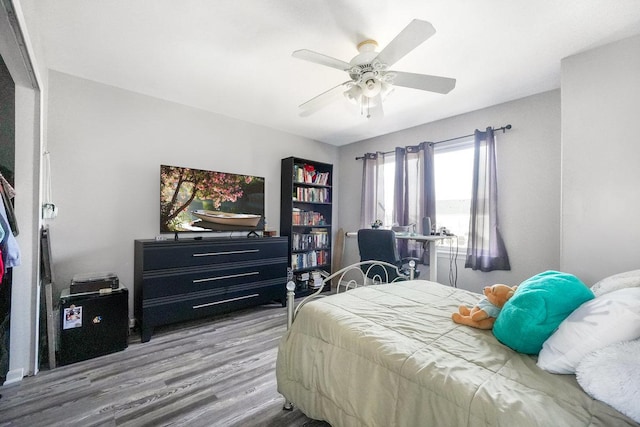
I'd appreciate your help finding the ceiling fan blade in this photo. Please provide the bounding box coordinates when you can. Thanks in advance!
[292,49,351,71]
[299,81,351,117]
[375,19,436,68]
[391,71,456,94]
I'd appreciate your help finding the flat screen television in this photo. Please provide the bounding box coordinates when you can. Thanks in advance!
[160,164,265,234]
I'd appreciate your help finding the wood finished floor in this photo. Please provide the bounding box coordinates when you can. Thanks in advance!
[0,303,330,427]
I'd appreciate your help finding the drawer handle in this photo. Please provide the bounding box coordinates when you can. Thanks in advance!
[192,249,259,257]
[192,271,259,283]
[193,293,260,309]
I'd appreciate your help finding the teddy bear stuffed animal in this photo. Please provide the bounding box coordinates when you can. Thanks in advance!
[452,284,517,329]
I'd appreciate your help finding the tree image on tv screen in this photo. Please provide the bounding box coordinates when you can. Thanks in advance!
[160,165,263,232]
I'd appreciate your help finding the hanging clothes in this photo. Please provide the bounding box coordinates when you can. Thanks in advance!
[0,178,20,271]
[0,174,18,236]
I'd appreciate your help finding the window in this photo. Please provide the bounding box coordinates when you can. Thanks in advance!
[380,155,396,228]
[378,140,473,247]
[433,140,473,247]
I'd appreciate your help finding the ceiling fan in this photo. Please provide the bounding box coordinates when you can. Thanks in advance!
[293,19,456,119]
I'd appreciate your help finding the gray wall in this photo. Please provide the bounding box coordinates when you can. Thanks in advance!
[561,34,640,284]
[337,91,562,293]
[46,71,339,316]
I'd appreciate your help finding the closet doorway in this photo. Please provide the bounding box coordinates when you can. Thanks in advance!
[0,0,43,386]
[0,53,15,383]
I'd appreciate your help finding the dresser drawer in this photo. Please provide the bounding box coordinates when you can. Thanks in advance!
[141,258,286,299]
[142,277,284,326]
[141,238,287,271]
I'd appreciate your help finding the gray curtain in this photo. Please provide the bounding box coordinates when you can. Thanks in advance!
[360,152,387,229]
[393,142,435,263]
[393,147,407,225]
[465,128,510,271]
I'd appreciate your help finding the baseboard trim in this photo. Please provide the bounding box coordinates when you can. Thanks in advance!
[3,368,24,386]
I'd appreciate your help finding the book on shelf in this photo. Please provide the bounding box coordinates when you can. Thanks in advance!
[309,270,324,289]
[294,187,330,203]
[292,230,329,251]
[291,250,330,271]
[292,209,326,226]
[293,164,331,186]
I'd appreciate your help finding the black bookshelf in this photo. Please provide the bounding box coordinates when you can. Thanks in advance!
[280,157,333,295]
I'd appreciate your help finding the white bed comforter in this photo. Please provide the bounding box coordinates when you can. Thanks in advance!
[276,280,638,427]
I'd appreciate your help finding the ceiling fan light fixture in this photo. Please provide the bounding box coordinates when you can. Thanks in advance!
[360,72,382,97]
[344,85,362,104]
[381,71,396,83]
[380,81,394,99]
[365,94,380,107]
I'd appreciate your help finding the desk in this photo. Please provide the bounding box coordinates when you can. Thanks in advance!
[345,232,451,282]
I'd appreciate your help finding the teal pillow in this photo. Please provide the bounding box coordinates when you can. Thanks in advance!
[493,270,594,354]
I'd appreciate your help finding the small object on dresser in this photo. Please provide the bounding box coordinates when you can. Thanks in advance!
[70,272,119,294]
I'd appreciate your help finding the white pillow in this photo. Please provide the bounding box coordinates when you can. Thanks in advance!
[591,269,640,296]
[537,287,640,374]
[576,339,640,423]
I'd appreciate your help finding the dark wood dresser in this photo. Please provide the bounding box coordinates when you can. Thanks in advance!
[134,237,288,342]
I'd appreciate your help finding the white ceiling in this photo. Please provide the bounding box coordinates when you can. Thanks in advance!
[35,0,640,146]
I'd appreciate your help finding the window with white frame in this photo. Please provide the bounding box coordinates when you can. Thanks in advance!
[380,154,396,228]
[433,140,473,247]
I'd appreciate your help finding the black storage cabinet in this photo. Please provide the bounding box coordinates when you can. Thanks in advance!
[59,286,129,365]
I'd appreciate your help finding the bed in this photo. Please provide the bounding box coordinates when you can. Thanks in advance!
[276,262,639,427]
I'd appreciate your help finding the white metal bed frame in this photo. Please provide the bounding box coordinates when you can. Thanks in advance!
[285,260,417,328]
[282,260,416,410]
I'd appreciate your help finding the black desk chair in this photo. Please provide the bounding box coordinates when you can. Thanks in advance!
[357,229,420,282]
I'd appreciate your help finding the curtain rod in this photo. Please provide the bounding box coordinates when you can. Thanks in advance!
[355,124,512,160]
